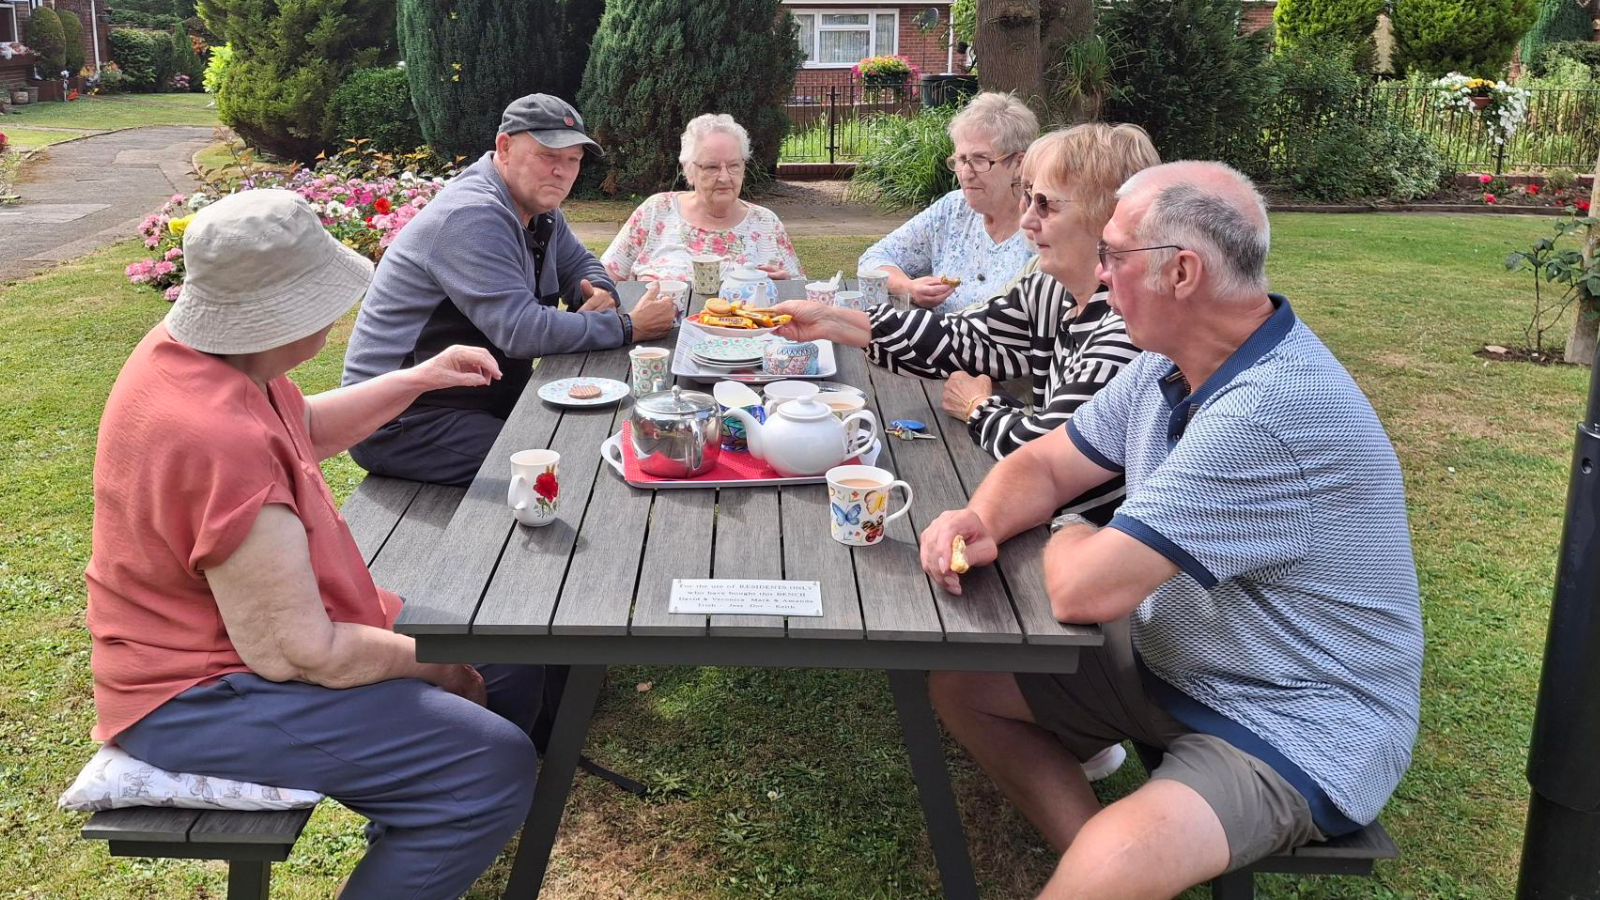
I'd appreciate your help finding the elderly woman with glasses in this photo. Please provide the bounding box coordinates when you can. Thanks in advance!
[601,113,803,283]
[857,92,1038,314]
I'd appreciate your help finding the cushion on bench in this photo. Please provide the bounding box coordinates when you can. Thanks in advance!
[60,744,323,813]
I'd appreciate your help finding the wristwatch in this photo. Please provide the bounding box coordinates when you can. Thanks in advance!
[1049,512,1095,533]
[616,309,633,344]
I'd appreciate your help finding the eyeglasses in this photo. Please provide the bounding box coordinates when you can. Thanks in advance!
[692,161,746,177]
[943,152,1017,173]
[1096,241,1185,268]
[1017,185,1073,219]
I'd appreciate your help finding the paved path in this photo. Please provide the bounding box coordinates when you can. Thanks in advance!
[0,126,213,284]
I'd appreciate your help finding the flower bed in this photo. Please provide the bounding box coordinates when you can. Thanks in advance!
[125,144,457,300]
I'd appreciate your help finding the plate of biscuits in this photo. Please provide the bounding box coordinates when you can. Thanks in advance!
[537,377,630,408]
[686,298,793,338]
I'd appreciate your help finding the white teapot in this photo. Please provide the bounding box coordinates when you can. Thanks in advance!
[719,265,775,307]
[727,396,877,477]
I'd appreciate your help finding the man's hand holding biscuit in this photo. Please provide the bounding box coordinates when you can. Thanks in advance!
[919,509,999,595]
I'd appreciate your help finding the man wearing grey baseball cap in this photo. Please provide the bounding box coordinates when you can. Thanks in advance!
[342,93,677,486]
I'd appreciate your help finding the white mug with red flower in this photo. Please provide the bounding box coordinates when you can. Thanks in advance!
[509,449,560,527]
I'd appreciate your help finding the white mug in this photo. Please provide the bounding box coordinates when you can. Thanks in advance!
[856,268,890,307]
[825,465,913,546]
[762,379,820,416]
[508,449,560,527]
[816,391,869,441]
[833,290,867,312]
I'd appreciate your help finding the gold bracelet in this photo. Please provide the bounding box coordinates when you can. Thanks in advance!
[964,396,985,420]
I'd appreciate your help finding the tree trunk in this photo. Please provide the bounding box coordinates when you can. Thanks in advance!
[1038,0,1095,122]
[1564,149,1600,366]
[976,0,1044,114]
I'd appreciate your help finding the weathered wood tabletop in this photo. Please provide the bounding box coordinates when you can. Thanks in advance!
[372,279,1101,900]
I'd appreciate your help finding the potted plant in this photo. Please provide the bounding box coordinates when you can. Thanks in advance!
[854,55,920,95]
[1466,78,1495,109]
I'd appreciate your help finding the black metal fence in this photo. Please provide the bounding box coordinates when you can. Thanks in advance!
[781,75,918,164]
[1366,84,1600,174]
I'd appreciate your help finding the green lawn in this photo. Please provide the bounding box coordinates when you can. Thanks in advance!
[1,93,220,148]
[0,213,1578,899]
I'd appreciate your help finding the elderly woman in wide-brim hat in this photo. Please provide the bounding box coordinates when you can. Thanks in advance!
[85,189,543,900]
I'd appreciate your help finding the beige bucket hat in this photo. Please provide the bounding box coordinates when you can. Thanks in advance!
[165,189,375,355]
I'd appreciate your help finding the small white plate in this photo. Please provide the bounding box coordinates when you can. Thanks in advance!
[537,377,630,408]
[684,314,780,339]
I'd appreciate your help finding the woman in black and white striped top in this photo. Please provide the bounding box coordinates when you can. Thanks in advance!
[775,123,1160,524]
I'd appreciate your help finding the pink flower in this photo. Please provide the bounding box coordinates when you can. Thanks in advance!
[164,247,183,261]
[170,194,185,203]
[164,285,182,302]
[153,261,176,276]
[1479,174,1493,185]
[125,260,155,284]
[1484,193,1497,204]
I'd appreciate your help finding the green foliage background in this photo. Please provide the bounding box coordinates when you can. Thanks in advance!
[848,106,959,211]
[108,28,175,93]
[1520,0,1597,77]
[1271,0,1382,69]
[577,0,804,196]
[1101,0,1277,166]
[330,66,425,153]
[396,0,566,159]
[1390,0,1537,77]
[198,0,394,162]
[57,10,85,76]
[172,24,204,92]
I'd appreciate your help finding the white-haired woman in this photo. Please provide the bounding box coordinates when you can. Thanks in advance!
[601,113,803,282]
[859,91,1038,314]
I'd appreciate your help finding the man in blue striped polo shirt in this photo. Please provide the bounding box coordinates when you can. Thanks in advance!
[919,161,1422,898]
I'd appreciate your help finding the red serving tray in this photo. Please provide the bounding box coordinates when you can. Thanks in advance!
[607,420,873,489]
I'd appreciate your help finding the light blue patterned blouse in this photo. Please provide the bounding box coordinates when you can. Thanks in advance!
[858,190,1036,316]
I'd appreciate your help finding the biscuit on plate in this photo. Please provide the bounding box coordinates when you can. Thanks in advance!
[567,383,602,399]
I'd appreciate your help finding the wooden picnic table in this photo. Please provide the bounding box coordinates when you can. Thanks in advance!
[388,279,1102,900]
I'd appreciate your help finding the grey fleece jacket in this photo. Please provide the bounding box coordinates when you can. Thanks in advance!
[341,152,621,418]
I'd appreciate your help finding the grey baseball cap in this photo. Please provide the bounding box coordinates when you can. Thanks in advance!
[498,94,603,158]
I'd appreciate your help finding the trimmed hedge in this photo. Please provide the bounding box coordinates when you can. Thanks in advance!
[25,6,67,74]
[109,28,174,92]
[1390,0,1537,77]
[58,10,86,76]
[329,66,424,153]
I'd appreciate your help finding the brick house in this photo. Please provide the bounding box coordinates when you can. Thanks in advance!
[784,0,956,97]
[1,0,113,100]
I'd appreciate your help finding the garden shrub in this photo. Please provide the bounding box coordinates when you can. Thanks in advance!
[1537,41,1600,78]
[396,0,565,159]
[172,25,204,93]
[108,29,173,92]
[577,0,804,196]
[847,104,959,211]
[329,66,424,154]
[1101,0,1277,168]
[1273,0,1384,64]
[57,10,85,76]
[1520,0,1594,77]
[555,0,607,102]
[202,42,231,94]
[1267,46,1450,201]
[112,0,181,30]
[24,7,67,74]
[197,0,395,163]
[1390,0,1536,78]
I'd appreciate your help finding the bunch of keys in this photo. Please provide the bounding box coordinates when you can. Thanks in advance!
[887,419,937,441]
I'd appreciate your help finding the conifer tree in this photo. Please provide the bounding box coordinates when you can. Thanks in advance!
[25,7,67,74]
[58,10,86,76]
[396,0,565,158]
[1520,0,1597,75]
[577,0,804,195]
[1390,0,1536,77]
[172,24,202,91]
[1273,0,1384,56]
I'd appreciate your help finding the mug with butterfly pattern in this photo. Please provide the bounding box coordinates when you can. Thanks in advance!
[825,465,914,546]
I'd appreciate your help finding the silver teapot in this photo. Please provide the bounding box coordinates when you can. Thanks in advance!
[630,386,722,478]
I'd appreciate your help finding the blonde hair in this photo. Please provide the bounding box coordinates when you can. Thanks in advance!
[1022,122,1161,230]
[948,92,1039,157]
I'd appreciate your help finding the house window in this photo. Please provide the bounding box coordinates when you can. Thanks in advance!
[1,3,18,43]
[791,9,898,67]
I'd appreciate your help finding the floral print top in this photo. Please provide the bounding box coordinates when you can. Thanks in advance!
[601,192,804,282]
[858,189,1036,316]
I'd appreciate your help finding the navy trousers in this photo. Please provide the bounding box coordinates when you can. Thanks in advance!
[117,665,543,900]
[349,405,506,488]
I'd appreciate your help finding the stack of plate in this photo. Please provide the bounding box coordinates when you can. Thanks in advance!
[690,337,767,372]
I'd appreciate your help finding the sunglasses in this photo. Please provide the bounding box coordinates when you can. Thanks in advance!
[1096,241,1185,268]
[1013,183,1073,219]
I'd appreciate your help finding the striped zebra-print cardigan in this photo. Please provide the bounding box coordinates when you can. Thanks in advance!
[864,271,1140,523]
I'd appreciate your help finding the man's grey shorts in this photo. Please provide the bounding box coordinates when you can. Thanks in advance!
[1015,618,1326,871]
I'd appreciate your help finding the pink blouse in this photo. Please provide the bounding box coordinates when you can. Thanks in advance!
[601,192,804,282]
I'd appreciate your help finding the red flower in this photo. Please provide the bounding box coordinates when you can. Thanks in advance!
[535,472,559,501]
[1526,184,1539,195]
[1484,193,1497,204]
[374,197,392,215]
[364,216,374,226]
[1479,174,1494,185]
[1577,200,1591,212]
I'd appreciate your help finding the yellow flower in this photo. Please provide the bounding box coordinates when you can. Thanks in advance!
[168,215,194,238]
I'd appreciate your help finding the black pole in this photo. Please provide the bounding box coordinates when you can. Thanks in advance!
[1518,337,1600,899]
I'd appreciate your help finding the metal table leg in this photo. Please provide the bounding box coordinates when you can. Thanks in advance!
[888,669,980,900]
[501,664,607,900]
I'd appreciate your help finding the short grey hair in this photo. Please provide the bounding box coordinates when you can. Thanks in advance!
[948,92,1038,157]
[1116,162,1271,296]
[679,113,752,170]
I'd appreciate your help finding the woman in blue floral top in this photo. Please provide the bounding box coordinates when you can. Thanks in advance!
[858,92,1038,315]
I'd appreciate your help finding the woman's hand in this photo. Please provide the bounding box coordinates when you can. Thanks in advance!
[416,345,502,392]
[941,372,994,420]
[757,263,792,280]
[771,300,871,348]
[908,276,957,308]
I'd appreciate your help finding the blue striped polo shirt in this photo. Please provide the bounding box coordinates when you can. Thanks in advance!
[1066,295,1422,830]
